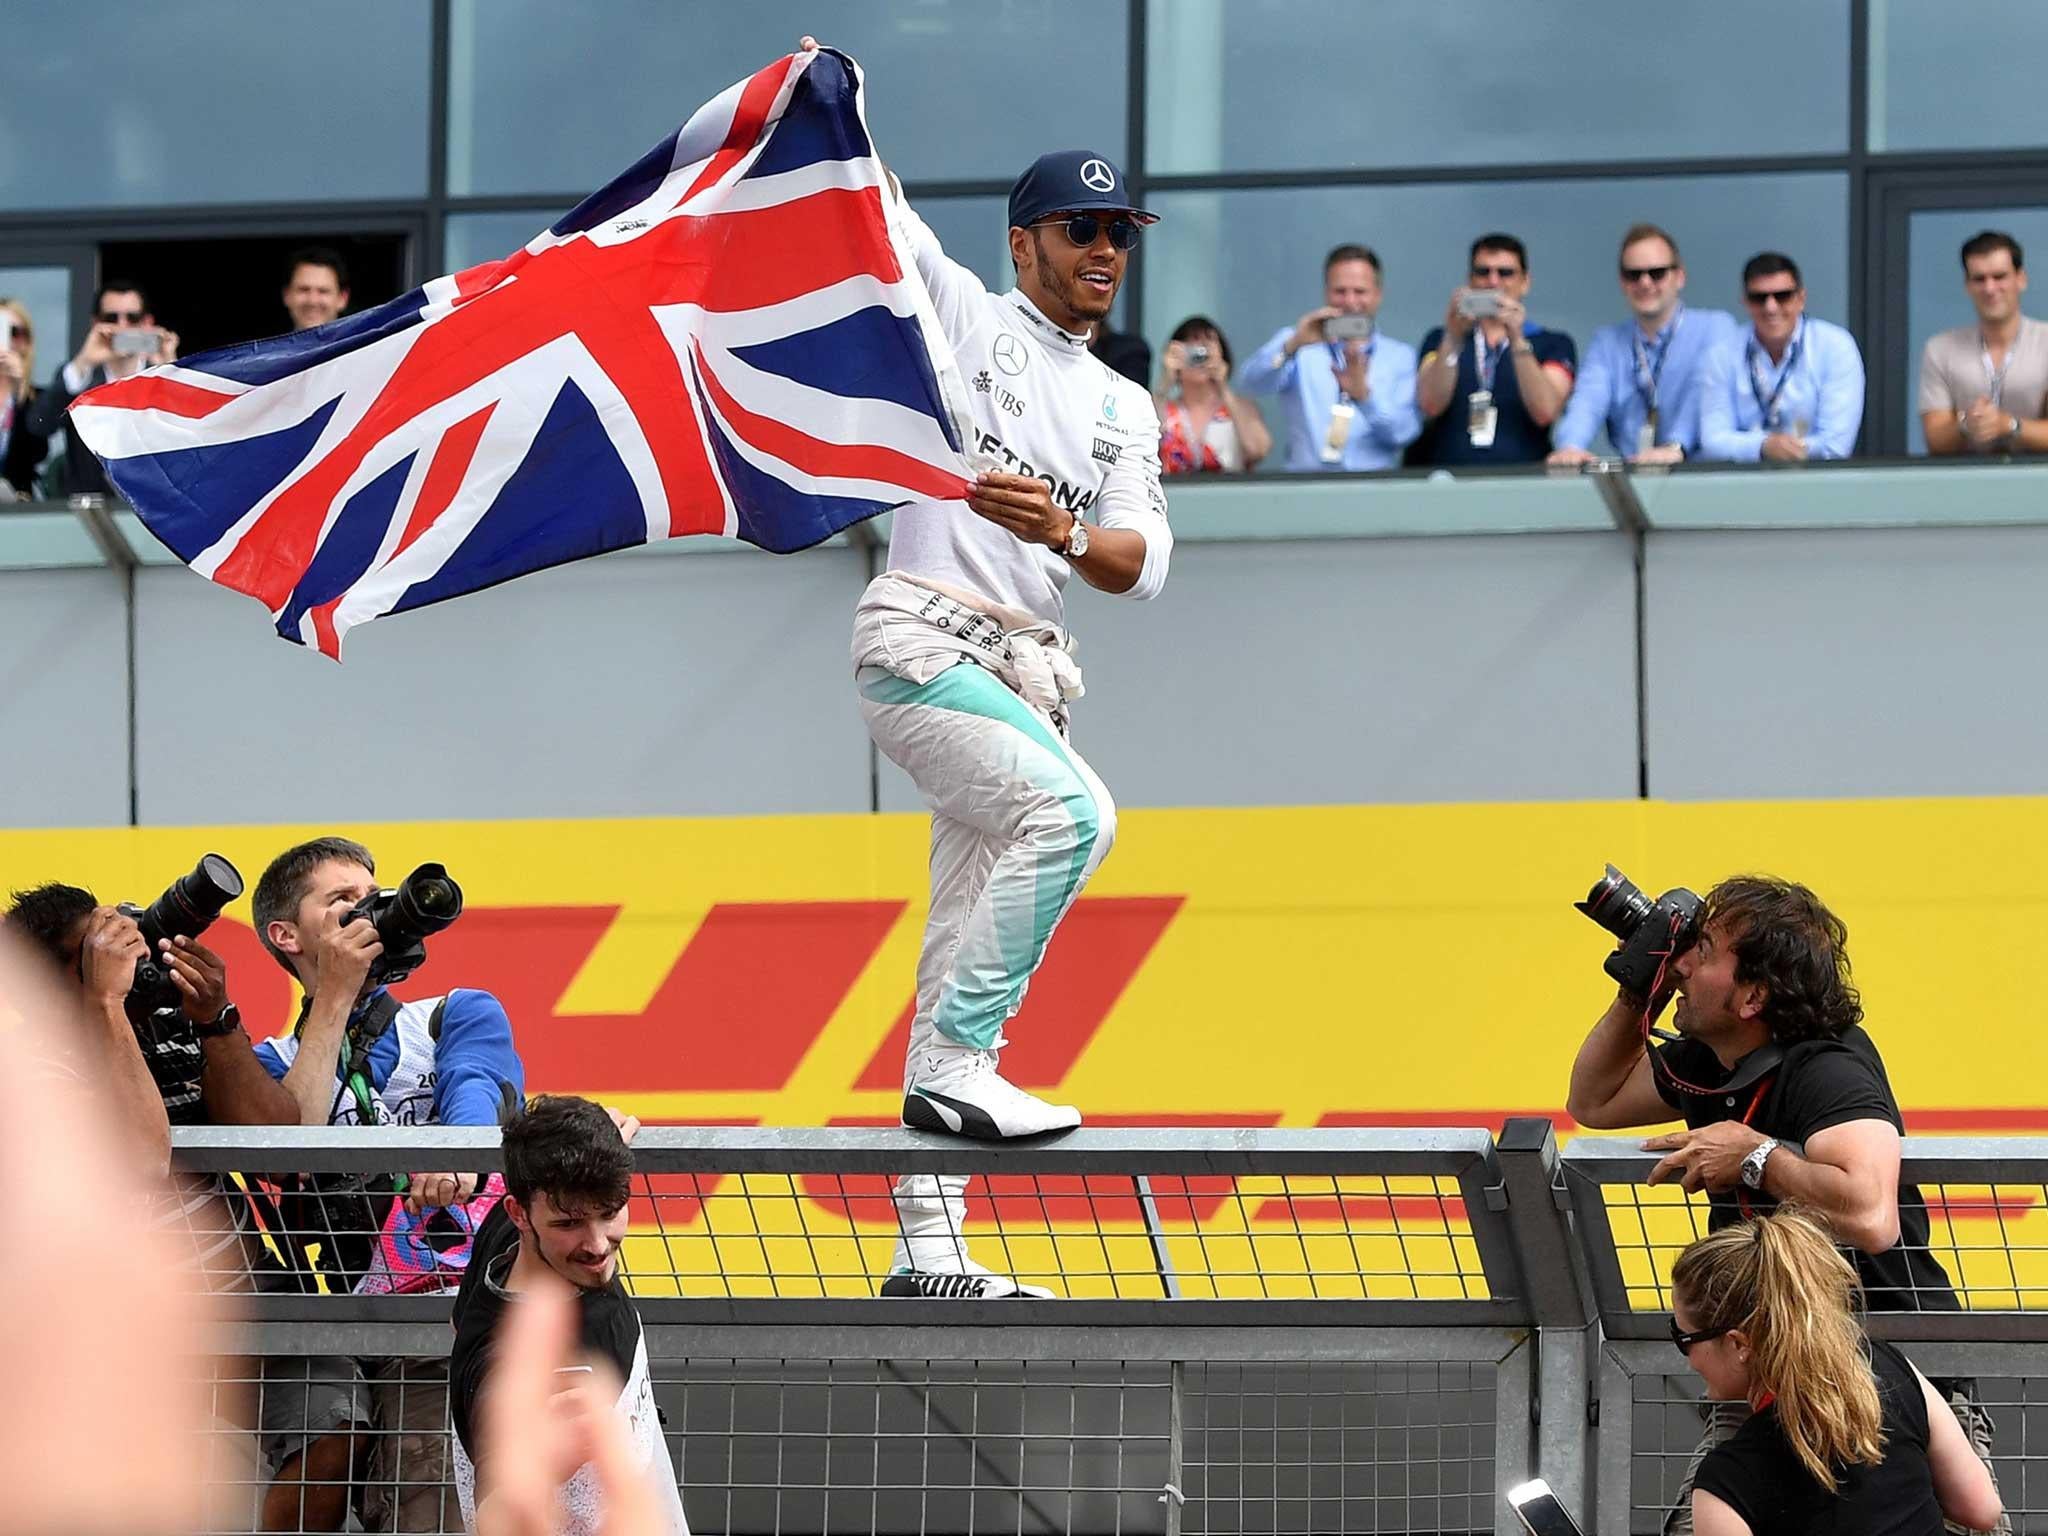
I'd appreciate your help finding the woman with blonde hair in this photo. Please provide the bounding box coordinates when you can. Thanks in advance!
[0,297,51,497]
[1671,1207,2003,1536]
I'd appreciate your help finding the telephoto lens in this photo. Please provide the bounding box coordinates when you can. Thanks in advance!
[348,864,464,987]
[124,853,245,1014]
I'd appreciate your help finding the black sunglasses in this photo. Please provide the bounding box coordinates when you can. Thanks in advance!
[1670,1317,1733,1355]
[1745,287,1800,308]
[1470,263,1521,280]
[99,309,146,324]
[1035,214,1141,252]
[1622,264,1675,283]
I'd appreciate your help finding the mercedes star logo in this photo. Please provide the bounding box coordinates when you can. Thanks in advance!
[991,333,1028,376]
[1079,158,1117,193]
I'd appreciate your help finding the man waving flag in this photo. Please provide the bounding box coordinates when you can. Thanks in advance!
[69,48,973,658]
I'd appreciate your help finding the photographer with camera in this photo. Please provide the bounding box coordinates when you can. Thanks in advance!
[1413,233,1575,465]
[1154,316,1269,475]
[24,279,178,500]
[248,836,525,1533]
[6,861,295,1533]
[1567,870,2005,1535]
[1238,243,1420,471]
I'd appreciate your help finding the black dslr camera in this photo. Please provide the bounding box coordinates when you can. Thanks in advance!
[1576,863,1703,997]
[345,863,463,987]
[118,853,245,1017]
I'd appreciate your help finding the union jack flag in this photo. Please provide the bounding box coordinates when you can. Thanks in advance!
[69,48,973,658]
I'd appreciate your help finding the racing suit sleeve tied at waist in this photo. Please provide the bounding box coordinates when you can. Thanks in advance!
[852,571,1084,719]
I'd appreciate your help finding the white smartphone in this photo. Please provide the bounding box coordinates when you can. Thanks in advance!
[1458,288,1503,320]
[0,313,13,348]
[1507,1479,1586,1536]
[111,327,162,357]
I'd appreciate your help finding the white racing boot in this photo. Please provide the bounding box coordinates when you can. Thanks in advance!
[901,1036,1082,1140]
[882,1171,1055,1299]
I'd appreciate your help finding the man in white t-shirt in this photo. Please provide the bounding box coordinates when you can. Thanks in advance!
[812,38,1174,1299]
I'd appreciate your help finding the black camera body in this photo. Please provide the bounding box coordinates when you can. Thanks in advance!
[345,863,463,988]
[118,853,245,1017]
[1576,863,1703,997]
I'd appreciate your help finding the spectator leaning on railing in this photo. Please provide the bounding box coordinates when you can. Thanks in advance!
[1549,224,1738,467]
[1919,230,2048,457]
[1697,253,1864,463]
[25,279,178,500]
[1565,873,2005,1536]
[1413,233,1576,466]
[1237,243,1419,471]
[1155,315,1269,474]
[247,835,526,1534]
[0,297,51,498]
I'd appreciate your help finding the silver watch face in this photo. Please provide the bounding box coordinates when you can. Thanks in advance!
[1066,521,1089,558]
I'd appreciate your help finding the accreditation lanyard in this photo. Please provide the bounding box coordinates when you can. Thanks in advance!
[1746,323,1803,429]
[1980,331,2019,407]
[1327,339,1373,404]
[1633,306,1683,423]
[1471,328,1511,393]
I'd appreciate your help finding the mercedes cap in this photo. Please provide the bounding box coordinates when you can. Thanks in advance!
[1007,150,1158,230]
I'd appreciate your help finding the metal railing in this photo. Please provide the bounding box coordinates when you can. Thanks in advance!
[161,1123,2048,1534]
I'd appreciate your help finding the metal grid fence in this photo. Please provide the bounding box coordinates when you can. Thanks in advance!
[159,1126,2048,1535]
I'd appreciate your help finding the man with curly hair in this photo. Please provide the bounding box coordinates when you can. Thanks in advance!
[1566,876,2008,1536]
[1567,874,1950,1308]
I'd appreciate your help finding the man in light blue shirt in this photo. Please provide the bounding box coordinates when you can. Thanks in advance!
[1697,251,1865,462]
[1237,243,1420,471]
[1550,223,1737,466]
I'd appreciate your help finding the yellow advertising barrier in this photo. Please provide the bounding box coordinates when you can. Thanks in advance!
[6,798,2043,1300]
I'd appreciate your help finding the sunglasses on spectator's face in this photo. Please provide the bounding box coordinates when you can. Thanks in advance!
[1623,264,1674,284]
[1669,1318,1733,1356]
[1745,287,1800,308]
[99,309,145,324]
[1035,214,1141,252]
[1470,263,1521,280]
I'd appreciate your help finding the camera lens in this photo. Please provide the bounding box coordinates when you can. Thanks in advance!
[1576,863,1656,940]
[137,852,245,950]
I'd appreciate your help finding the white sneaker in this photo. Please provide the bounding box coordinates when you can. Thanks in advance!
[881,1267,1056,1300]
[901,1042,1083,1140]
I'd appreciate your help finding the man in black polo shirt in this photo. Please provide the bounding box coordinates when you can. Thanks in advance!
[1566,874,2005,1535]
[1413,232,1576,465]
[450,1094,689,1535]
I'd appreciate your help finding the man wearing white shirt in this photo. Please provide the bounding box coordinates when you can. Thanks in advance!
[26,280,179,499]
[809,40,1174,1298]
[1237,245,1420,471]
[1697,252,1865,463]
[1918,230,2048,456]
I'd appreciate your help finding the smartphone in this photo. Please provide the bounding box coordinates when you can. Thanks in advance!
[1325,313,1375,342]
[1506,1479,1586,1536]
[0,313,13,348]
[111,327,161,357]
[1458,289,1502,320]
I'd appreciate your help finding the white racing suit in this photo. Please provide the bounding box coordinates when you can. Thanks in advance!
[854,194,1172,1271]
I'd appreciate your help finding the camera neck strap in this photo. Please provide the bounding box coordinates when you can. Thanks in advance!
[293,988,401,1124]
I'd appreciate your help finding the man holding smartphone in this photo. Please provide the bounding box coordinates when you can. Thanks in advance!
[1413,234,1576,465]
[26,279,178,499]
[1239,243,1420,471]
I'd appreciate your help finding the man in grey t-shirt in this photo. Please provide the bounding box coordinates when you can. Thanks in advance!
[1919,229,2048,455]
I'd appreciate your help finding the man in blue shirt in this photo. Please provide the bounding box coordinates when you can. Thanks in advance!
[1698,252,1866,463]
[1414,233,1576,465]
[248,835,525,1533]
[1237,243,1420,471]
[1550,224,1738,466]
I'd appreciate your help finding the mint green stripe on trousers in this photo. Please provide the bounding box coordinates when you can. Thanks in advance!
[858,662,1116,1064]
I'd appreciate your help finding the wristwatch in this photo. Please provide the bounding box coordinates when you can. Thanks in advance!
[1739,1136,1780,1190]
[192,1002,244,1040]
[1059,519,1090,560]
